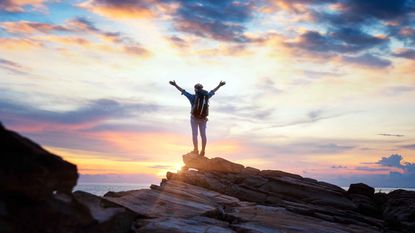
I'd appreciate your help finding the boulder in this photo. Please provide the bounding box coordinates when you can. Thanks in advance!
[0,123,94,233]
[348,183,375,198]
[383,189,415,232]
[0,123,78,198]
[73,191,137,233]
[182,153,244,173]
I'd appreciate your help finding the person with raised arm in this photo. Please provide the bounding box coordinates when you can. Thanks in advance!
[169,80,226,156]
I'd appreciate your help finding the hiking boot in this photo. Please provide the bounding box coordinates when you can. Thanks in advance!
[199,151,205,157]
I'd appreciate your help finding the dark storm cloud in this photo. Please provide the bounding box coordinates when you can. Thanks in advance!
[342,54,392,68]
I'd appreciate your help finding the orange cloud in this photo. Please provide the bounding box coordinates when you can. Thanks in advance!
[78,0,155,19]
[0,0,46,12]
[0,21,67,34]
[0,38,43,50]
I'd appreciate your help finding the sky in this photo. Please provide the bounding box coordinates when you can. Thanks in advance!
[1,0,415,187]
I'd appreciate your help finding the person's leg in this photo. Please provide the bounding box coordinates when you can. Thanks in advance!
[198,119,207,156]
[190,117,198,153]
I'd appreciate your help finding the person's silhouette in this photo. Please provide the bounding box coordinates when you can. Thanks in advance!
[170,80,226,156]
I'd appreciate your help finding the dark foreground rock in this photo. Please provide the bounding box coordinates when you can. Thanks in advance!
[1,123,415,232]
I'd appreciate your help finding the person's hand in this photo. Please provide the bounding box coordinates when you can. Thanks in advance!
[219,80,226,86]
[169,80,176,86]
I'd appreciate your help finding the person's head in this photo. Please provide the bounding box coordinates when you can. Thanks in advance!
[194,83,203,92]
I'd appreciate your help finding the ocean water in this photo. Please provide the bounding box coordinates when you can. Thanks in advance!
[75,183,415,196]
[74,183,152,196]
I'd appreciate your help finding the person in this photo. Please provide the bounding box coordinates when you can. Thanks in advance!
[169,80,226,156]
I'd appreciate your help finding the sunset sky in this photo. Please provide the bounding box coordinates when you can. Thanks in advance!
[1,0,415,187]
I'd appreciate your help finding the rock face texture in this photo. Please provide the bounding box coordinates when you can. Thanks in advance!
[0,123,94,233]
[1,123,415,233]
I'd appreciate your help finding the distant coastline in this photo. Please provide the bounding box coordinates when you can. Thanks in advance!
[74,182,415,196]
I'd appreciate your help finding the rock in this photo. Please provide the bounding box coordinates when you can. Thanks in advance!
[0,123,94,233]
[134,216,235,233]
[229,205,381,233]
[347,183,380,217]
[383,189,415,232]
[73,191,128,223]
[103,180,243,218]
[183,153,244,173]
[348,183,375,198]
[3,123,415,233]
[242,167,260,175]
[73,191,137,233]
[0,123,78,198]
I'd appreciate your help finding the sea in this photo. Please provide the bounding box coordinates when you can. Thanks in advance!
[74,183,415,196]
[74,183,152,196]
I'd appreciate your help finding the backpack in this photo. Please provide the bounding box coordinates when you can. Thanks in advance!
[192,90,209,119]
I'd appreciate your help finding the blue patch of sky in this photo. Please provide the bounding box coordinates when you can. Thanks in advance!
[46,1,89,24]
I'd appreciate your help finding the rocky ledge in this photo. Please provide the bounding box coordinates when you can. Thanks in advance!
[1,123,415,233]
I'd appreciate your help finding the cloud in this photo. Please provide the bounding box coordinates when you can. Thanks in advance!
[170,0,257,42]
[342,53,392,68]
[331,165,347,169]
[0,58,29,74]
[287,29,388,54]
[315,154,415,187]
[146,165,175,169]
[379,133,405,137]
[79,0,259,43]
[376,154,415,174]
[78,0,157,19]
[399,144,415,150]
[354,166,390,172]
[393,48,415,60]
[1,18,150,56]
[0,0,46,12]
[382,86,415,96]
[0,21,68,34]
[377,154,404,168]
[263,109,355,129]
[0,38,44,50]
[0,98,160,130]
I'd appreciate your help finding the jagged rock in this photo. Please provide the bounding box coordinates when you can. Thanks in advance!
[103,180,243,218]
[182,153,244,173]
[3,123,415,233]
[0,123,78,198]
[73,191,130,223]
[0,123,94,233]
[73,191,137,233]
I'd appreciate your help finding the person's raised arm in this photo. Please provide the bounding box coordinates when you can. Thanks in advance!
[211,80,226,93]
[169,80,184,93]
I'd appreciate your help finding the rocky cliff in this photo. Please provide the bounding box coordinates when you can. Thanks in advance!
[1,123,414,233]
